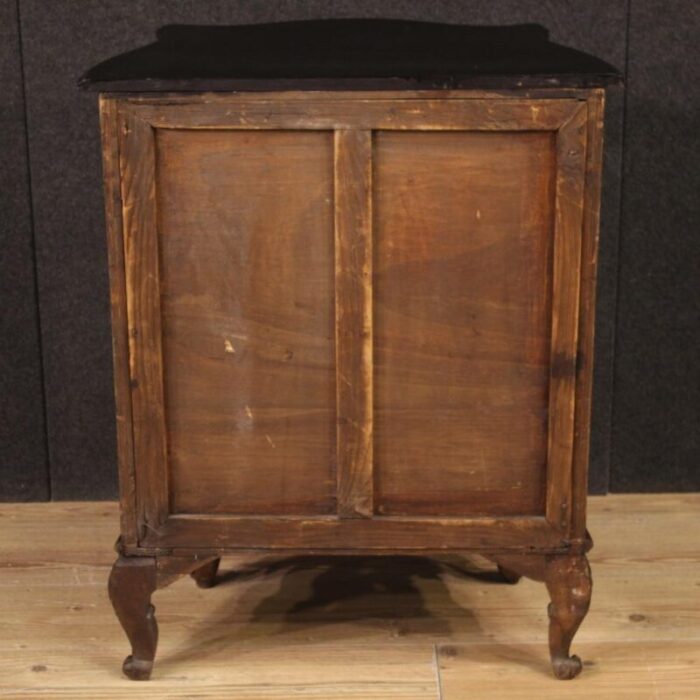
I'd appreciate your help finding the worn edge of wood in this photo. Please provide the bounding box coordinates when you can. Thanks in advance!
[571,89,606,539]
[140,514,570,551]
[123,544,587,559]
[121,97,583,131]
[117,88,608,103]
[100,97,138,546]
[83,72,622,94]
[334,129,373,518]
[118,106,170,538]
[545,101,588,536]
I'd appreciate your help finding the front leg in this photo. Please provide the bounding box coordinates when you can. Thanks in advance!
[497,563,522,584]
[108,556,158,680]
[191,557,220,588]
[545,554,592,680]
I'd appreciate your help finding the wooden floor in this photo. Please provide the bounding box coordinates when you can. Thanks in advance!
[0,494,698,698]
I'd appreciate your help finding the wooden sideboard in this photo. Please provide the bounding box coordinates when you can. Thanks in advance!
[82,20,621,681]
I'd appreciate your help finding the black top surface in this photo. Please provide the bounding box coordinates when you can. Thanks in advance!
[79,19,622,92]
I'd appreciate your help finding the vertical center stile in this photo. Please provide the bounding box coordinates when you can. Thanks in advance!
[334,129,374,518]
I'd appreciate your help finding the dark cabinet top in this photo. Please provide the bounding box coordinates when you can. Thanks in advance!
[80,19,621,92]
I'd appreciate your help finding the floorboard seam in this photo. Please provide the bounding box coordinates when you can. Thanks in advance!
[432,644,444,700]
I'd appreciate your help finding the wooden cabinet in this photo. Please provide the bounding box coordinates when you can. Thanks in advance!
[85,20,620,681]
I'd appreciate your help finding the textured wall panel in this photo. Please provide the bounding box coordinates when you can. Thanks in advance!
[0,0,48,500]
[612,1,700,491]
[18,0,626,499]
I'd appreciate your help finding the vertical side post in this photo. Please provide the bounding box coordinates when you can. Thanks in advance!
[119,109,170,534]
[546,103,588,534]
[99,97,138,546]
[571,90,606,540]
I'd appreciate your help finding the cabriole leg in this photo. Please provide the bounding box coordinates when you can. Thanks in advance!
[108,556,158,680]
[545,554,592,680]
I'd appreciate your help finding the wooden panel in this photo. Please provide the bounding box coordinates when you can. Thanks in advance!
[118,111,169,532]
[334,130,373,517]
[374,130,556,517]
[156,129,336,516]
[123,96,581,132]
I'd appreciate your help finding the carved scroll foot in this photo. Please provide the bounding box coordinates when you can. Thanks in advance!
[109,552,221,679]
[545,554,592,680]
[191,557,220,588]
[497,564,522,584]
[488,550,592,679]
[108,556,158,681]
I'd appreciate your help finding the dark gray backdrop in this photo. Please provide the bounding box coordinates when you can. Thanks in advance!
[1,0,698,501]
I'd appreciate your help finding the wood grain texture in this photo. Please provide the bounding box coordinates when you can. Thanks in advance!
[121,96,582,132]
[545,102,588,534]
[146,514,561,552]
[373,130,555,517]
[156,129,336,516]
[437,641,700,699]
[105,93,604,682]
[572,90,606,539]
[123,89,598,102]
[99,97,137,545]
[1,495,699,697]
[118,110,169,534]
[334,130,373,518]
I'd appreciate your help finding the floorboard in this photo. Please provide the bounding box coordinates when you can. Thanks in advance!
[0,495,698,698]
